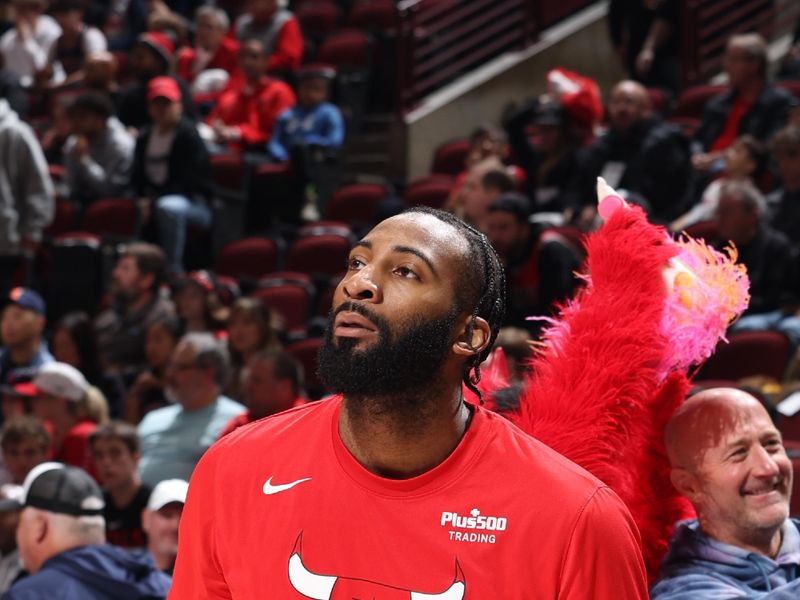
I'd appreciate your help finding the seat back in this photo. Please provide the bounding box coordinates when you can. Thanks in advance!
[286,234,352,279]
[698,331,791,382]
[214,237,279,281]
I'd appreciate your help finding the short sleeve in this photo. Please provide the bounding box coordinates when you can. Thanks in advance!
[558,486,649,600]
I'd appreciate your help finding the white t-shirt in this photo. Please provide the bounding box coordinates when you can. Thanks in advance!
[145,128,176,187]
[0,15,61,86]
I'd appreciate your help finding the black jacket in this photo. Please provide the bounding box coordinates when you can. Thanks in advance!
[572,116,692,220]
[693,84,796,152]
[131,117,211,201]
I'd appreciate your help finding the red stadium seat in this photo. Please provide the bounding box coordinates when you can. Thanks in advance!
[698,331,791,382]
[325,183,387,226]
[317,29,371,68]
[673,84,726,119]
[44,200,79,238]
[646,87,669,115]
[287,337,327,398]
[404,175,455,209]
[214,237,279,280]
[348,0,399,31]
[681,219,719,242]
[81,198,138,238]
[251,282,313,336]
[286,233,352,278]
[297,2,341,38]
[210,153,246,192]
[431,139,471,176]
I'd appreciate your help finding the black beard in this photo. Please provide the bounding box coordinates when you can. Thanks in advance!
[317,301,460,406]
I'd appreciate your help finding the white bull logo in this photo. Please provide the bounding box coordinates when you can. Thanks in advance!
[287,534,466,599]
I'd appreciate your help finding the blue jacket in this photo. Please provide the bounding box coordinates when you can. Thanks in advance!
[267,102,344,161]
[650,519,800,599]
[1,544,171,599]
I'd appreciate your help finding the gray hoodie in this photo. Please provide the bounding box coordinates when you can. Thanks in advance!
[651,519,800,599]
[0,99,54,255]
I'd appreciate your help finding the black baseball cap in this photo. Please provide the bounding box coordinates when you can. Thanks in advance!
[0,462,104,516]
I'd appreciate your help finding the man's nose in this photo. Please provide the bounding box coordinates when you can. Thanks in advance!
[342,267,381,302]
[752,445,781,477]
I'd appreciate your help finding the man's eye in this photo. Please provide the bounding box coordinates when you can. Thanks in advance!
[394,266,418,279]
[347,257,364,270]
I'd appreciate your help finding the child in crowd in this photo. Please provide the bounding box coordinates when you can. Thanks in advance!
[671,134,766,232]
[89,421,151,549]
[46,0,107,88]
[0,415,50,484]
[267,66,344,162]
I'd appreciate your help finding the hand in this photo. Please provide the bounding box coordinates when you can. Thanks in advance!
[691,152,718,173]
[635,48,654,76]
[71,135,89,157]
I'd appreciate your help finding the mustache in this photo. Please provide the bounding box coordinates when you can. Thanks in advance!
[331,302,390,336]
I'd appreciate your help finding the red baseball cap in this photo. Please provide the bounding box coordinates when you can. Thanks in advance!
[147,76,180,102]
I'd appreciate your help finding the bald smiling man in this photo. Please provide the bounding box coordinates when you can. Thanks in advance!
[651,388,800,598]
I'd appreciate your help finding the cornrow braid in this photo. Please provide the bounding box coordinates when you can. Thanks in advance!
[405,207,507,402]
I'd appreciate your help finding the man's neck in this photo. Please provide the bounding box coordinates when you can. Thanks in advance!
[338,388,471,479]
[8,338,39,366]
[151,548,176,573]
[180,388,219,412]
[125,291,154,315]
[705,522,784,559]
[736,79,765,103]
[108,476,142,509]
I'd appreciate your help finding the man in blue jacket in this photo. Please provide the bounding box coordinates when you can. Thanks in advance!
[651,388,800,598]
[0,462,171,599]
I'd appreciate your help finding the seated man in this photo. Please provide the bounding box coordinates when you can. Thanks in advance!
[267,66,344,162]
[176,5,238,89]
[218,349,305,437]
[89,421,151,549]
[63,92,134,204]
[204,36,295,154]
[234,0,302,76]
[137,333,244,486]
[3,462,171,598]
[94,243,175,378]
[0,289,53,386]
[0,416,50,485]
[767,125,800,244]
[651,387,799,598]
[142,478,188,575]
[0,0,61,88]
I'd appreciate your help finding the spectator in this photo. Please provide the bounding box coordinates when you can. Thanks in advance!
[46,0,106,88]
[485,193,581,329]
[767,125,800,243]
[218,349,304,437]
[123,316,181,424]
[0,484,23,593]
[672,135,766,232]
[137,333,244,486]
[51,312,124,420]
[234,0,302,76]
[0,416,49,484]
[651,388,799,598]
[714,180,800,348]
[117,31,195,131]
[692,34,796,175]
[131,76,212,273]
[461,164,516,231]
[63,92,134,205]
[503,97,583,214]
[3,462,171,599]
[572,79,692,223]
[173,271,225,334]
[0,100,54,292]
[94,243,174,379]
[608,0,681,96]
[31,362,100,476]
[0,60,28,118]
[141,478,187,575]
[267,66,344,162]
[0,384,36,426]
[204,36,295,154]
[226,298,280,401]
[494,327,533,384]
[176,6,238,88]
[83,50,118,98]
[0,0,60,88]
[0,289,53,386]
[89,422,150,549]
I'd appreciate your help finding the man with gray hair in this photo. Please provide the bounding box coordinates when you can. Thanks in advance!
[176,5,239,90]
[715,179,800,348]
[1,462,170,599]
[137,333,244,486]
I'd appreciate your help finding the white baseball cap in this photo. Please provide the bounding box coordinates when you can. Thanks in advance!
[147,479,189,511]
[33,362,89,401]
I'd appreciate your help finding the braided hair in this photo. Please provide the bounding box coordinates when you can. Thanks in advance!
[405,207,506,401]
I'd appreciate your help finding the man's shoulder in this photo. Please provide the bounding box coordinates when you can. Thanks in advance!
[138,403,182,431]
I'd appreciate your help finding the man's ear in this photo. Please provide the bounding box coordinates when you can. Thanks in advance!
[670,467,700,501]
[452,315,491,358]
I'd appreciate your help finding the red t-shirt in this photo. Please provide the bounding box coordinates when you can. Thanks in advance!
[710,96,754,152]
[56,419,98,480]
[176,37,241,84]
[171,397,647,599]
[206,77,296,151]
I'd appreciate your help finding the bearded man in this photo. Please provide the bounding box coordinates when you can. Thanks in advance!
[171,207,647,598]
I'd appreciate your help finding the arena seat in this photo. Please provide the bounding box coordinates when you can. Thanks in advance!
[287,337,327,399]
[251,280,314,338]
[81,198,138,239]
[698,331,791,382]
[324,183,388,228]
[296,2,341,39]
[672,84,726,119]
[348,0,399,32]
[286,233,352,279]
[404,175,455,209]
[214,237,280,281]
[44,200,79,238]
[430,139,471,176]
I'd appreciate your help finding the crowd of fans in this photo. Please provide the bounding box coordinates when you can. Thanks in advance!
[0,0,798,594]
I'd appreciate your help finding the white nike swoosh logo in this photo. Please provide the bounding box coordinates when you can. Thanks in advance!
[262,476,312,495]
